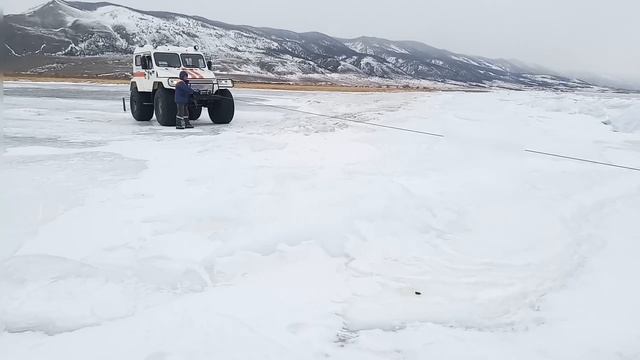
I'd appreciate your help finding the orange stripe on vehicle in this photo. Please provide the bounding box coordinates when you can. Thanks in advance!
[133,72,145,78]
[180,68,204,79]
[181,68,197,79]
[190,69,203,79]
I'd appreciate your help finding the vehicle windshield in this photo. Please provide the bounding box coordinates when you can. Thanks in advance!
[154,53,182,68]
[181,54,206,68]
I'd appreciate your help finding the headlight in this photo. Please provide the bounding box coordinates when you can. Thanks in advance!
[218,79,234,88]
[168,78,180,87]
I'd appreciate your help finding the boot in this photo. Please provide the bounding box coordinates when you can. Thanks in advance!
[176,117,185,129]
[185,120,194,129]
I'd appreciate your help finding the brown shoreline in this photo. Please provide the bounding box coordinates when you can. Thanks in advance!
[3,74,489,93]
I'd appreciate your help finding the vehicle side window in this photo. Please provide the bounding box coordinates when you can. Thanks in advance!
[135,55,142,67]
[145,55,153,69]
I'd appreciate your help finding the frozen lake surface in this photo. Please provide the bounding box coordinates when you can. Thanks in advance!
[1,82,640,359]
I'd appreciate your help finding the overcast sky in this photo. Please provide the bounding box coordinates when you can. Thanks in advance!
[4,0,640,82]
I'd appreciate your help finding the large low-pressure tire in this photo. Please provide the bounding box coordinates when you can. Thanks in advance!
[130,85,154,122]
[208,89,235,124]
[188,105,202,121]
[154,88,177,126]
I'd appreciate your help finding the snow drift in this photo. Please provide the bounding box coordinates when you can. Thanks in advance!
[607,104,640,133]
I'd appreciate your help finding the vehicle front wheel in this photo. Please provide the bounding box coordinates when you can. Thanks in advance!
[207,89,234,124]
[130,86,154,122]
[189,105,202,120]
[154,88,177,126]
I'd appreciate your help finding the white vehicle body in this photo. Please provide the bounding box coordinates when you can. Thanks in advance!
[128,45,235,126]
[131,45,234,94]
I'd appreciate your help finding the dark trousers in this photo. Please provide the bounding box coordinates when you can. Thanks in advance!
[176,103,189,126]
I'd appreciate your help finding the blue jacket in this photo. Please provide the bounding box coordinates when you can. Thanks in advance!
[175,80,195,104]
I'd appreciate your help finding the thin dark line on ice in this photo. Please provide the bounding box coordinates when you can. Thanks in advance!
[232,96,445,138]
[524,149,640,172]
[235,97,639,173]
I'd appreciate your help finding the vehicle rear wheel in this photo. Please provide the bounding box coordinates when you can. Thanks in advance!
[188,105,202,120]
[154,88,177,126]
[208,89,235,124]
[130,86,154,122]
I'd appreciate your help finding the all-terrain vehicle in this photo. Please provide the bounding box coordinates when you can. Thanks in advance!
[129,45,235,126]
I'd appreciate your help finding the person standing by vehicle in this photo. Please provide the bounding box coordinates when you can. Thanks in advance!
[175,71,195,129]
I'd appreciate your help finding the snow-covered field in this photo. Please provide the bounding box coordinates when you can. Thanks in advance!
[1,82,640,359]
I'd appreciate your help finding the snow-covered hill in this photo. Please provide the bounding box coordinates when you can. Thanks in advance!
[4,0,601,89]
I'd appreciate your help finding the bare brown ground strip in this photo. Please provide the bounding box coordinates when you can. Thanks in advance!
[3,75,488,93]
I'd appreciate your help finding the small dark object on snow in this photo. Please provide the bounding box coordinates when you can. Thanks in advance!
[415,291,422,296]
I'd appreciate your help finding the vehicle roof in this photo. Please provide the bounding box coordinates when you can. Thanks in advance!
[133,45,205,55]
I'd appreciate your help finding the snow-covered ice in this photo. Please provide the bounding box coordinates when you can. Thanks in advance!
[607,103,640,134]
[1,82,640,359]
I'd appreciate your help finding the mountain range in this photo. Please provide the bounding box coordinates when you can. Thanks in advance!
[2,0,608,90]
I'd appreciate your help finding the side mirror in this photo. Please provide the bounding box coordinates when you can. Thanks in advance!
[207,60,213,71]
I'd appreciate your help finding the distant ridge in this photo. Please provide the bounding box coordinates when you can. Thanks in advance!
[3,0,607,89]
